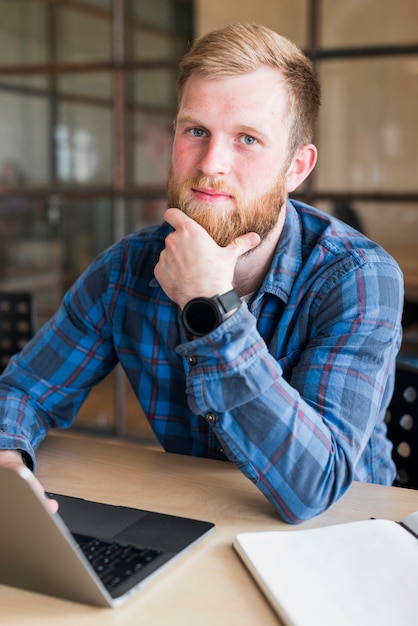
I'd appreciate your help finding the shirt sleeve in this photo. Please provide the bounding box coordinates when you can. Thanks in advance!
[0,249,118,469]
[176,257,404,524]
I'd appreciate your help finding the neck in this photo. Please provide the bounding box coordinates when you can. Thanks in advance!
[233,205,286,297]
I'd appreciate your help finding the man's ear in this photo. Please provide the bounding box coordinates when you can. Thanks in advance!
[285,144,318,193]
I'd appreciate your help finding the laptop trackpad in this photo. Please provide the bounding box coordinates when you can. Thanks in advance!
[52,493,147,539]
[115,511,209,553]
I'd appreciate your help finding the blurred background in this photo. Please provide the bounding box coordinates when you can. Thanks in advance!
[0,0,416,442]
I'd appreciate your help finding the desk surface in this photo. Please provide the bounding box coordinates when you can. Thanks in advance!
[2,432,418,625]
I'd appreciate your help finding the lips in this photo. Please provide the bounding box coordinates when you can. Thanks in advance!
[192,187,233,202]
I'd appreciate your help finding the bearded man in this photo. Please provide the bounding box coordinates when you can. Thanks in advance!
[0,23,403,524]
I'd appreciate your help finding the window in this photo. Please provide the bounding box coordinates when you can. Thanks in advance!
[299,0,418,312]
[0,0,193,437]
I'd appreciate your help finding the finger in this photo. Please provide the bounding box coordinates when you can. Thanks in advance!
[164,208,213,241]
[44,494,59,514]
[228,231,261,257]
[163,207,190,228]
[28,471,59,514]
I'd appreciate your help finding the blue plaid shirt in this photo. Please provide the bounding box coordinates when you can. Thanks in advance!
[0,200,403,523]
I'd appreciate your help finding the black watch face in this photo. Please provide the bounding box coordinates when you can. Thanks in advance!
[185,300,219,336]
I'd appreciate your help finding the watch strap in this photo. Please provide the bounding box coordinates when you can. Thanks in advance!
[213,289,242,315]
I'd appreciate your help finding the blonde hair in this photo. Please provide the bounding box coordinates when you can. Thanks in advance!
[177,23,320,158]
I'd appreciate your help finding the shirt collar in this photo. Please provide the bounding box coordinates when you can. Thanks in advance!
[257,199,302,304]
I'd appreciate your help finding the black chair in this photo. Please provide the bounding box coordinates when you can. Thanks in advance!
[332,200,365,234]
[0,292,35,373]
[385,361,418,489]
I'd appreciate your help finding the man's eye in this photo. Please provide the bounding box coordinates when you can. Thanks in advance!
[190,128,207,138]
[240,135,257,145]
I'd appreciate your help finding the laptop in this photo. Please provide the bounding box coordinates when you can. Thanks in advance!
[0,465,214,607]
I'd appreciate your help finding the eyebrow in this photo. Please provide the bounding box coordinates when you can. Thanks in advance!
[176,113,202,126]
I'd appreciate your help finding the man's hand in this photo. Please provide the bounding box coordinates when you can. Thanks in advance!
[154,208,260,309]
[0,450,59,514]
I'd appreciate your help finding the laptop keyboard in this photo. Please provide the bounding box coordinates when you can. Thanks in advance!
[72,533,164,593]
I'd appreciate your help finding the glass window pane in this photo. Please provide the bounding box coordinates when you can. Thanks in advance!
[316,57,418,193]
[82,0,111,10]
[0,75,49,91]
[0,0,47,64]
[132,28,189,61]
[0,91,50,184]
[60,198,114,287]
[0,195,114,326]
[130,68,177,188]
[195,0,308,49]
[133,113,173,186]
[132,68,178,107]
[126,198,167,234]
[322,0,418,47]
[56,5,111,61]
[56,102,112,184]
[131,0,192,33]
[0,195,62,326]
[58,73,112,99]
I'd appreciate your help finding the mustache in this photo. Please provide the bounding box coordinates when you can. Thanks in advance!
[181,176,239,199]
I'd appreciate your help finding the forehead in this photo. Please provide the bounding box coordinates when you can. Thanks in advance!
[178,66,290,130]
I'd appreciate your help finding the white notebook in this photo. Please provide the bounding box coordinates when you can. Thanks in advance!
[234,512,418,626]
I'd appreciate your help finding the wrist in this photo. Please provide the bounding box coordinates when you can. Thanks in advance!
[0,449,27,466]
[178,284,234,311]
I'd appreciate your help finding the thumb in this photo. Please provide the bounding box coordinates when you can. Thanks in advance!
[229,232,261,257]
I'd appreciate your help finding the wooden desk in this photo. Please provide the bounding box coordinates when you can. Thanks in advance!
[2,432,418,625]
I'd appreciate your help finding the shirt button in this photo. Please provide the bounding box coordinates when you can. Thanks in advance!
[186,356,197,366]
[216,446,225,455]
[205,412,217,424]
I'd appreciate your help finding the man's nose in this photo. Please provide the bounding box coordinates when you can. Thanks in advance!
[198,137,232,177]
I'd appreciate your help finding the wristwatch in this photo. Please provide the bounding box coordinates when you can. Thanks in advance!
[181,289,242,337]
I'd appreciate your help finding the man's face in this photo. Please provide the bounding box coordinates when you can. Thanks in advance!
[168,67,293,247]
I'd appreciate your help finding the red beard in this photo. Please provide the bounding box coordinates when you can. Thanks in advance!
[167,166,286,247]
